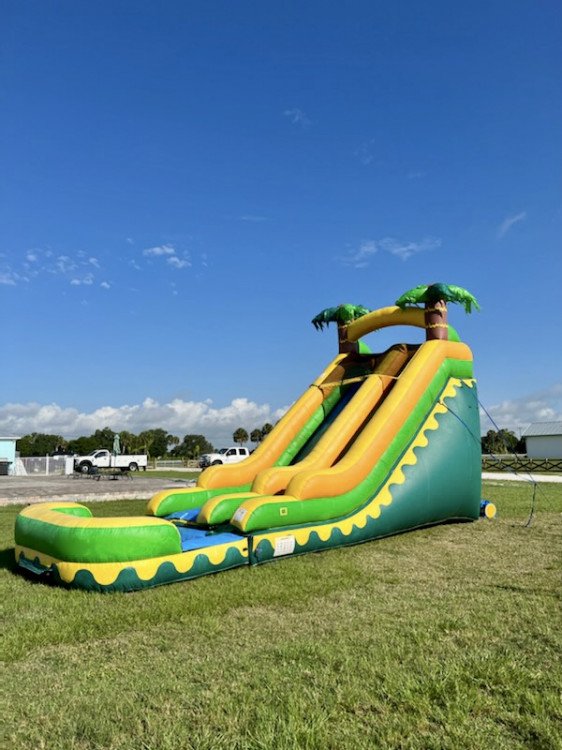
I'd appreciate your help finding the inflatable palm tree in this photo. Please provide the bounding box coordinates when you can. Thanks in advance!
[311,303,370,352]
[395,283,479,341]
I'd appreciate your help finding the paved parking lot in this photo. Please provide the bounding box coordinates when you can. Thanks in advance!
[0,473,195,507]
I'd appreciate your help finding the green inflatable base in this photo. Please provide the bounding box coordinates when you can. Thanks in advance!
[252,381,481,563]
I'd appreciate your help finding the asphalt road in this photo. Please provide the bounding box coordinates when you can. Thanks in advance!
[0,473,196,507]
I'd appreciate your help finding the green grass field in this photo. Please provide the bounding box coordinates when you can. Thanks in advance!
[1,481,561,750]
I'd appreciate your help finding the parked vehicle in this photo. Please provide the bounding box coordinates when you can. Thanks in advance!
[198,446,250,468]
[73,449,148,474]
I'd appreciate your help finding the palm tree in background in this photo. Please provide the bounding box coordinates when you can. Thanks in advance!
[260,423,273,440]
[395,283,479,341]
[311,303,370,352]
[233,428,249,445]
[250,428,262,444]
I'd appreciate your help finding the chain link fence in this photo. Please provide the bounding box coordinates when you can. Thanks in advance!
[17,456,70,476]
[152,459,200,470]
[13,456,200,475]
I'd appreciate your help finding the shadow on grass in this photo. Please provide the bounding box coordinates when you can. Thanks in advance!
[0,545,16,572]
[0,545,60,588]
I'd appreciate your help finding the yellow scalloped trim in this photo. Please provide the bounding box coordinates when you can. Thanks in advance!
[16,537,249,586]
[254,378,474,550]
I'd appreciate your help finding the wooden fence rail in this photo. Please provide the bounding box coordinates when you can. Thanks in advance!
[482,455,562,473]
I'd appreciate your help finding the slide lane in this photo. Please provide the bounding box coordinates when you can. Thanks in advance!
[148,352,355,517]
[197,345,411,525]
[253,345,410,495]
[194,378,366,525]
[230,341,474,532]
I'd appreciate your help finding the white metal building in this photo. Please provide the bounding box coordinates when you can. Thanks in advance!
[0,436,19,475]
[522,421,562,459]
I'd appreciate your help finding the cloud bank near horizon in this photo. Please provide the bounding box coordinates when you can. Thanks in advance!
[480,382,562,434]
[1,382,561,446]
[0,397,289,446]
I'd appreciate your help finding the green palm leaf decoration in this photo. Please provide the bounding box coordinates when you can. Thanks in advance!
[395,283,479,341]
[311,303,370,331]
[396,283,480,313]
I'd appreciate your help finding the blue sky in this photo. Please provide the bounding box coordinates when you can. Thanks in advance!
[1,1,561,444]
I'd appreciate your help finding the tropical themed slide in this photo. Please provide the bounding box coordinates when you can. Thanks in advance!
[14,283,483,592]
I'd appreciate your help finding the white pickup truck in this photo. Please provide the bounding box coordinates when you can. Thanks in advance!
[73,449,148,474]
[199,446,250,469]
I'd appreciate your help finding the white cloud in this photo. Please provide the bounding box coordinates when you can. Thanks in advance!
[340,236,441,268]
[130,260,142,271]
[88,257,100,268]
[0,272,17,286]
[341,240,378,269]
[240,215,267,223]
[379,236,441,261]
[70,274,94,286]
[143,244,176,257]
[497,211,527,238]
[354,139,375,166]
[283,108,311,127]
[56,255,78,274]
[0,397,289,446]
[481,382,562,434]
[142,244,191,270]
[26,251,38,263]
[167,255,190,269]
[100,281,111,289]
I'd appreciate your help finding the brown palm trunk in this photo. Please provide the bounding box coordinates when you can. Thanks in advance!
[424,300,448,340]
[338,324,358,353]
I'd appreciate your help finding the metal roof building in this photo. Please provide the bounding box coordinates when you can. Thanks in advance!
[521,421,562,459]
[0,436,19,476]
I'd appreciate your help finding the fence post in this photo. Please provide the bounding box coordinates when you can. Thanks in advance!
[45,454,49,476]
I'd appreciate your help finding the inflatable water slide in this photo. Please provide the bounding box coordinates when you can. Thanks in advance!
[14,286,483,592]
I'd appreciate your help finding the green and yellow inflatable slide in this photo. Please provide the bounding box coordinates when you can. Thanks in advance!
[14,303,482,592]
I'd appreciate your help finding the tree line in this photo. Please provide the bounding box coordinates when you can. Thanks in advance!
[16,425,524,459]
[481,429,525,454]
[16,422,277,459]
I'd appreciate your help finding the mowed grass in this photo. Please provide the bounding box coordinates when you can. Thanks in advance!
[1,481,561,750]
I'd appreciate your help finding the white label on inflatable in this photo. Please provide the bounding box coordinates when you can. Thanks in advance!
[273,535,296,557]
[232,507,247,523]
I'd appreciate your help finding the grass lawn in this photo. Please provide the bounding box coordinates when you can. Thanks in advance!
[1,481,561,750]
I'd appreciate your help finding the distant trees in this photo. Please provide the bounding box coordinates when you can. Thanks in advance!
[250,423,274,445]
[172,434,214,459]
[233,428,249,445]
[260,423,273,439]
[136,429,176,458]
[117,430,140,455]
[233,423,276,446]
[250,429,262,444]
[481,429,524,454]
[16,421,279,458]
[17,433,67,457]
[67,435,98,455]
[18,427,187,459]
